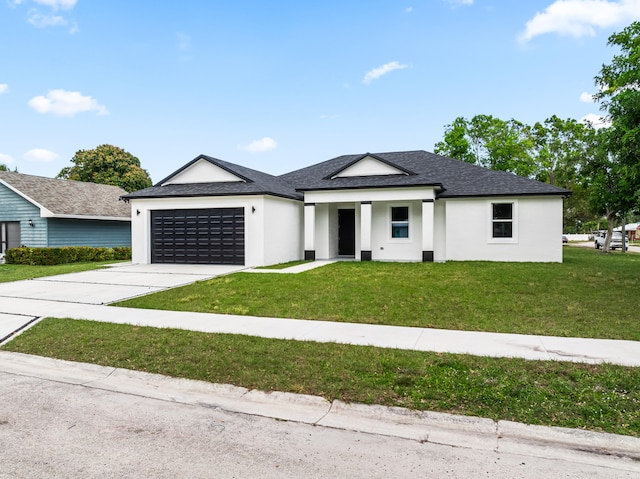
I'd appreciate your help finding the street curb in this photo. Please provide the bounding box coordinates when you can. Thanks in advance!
[1,351,639,471]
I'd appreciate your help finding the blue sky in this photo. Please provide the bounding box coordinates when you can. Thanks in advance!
[1,0,639,182]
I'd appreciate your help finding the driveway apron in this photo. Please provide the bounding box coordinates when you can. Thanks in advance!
[0,263,245,342]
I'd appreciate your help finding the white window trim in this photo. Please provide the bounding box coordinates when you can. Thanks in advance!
[487,200,518,244]
[389,204,411,242]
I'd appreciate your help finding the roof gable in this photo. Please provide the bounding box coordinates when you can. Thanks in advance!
[327,153,414,179]
[124,155,302,201]
[160,156,249,186]
[0,171,130,220]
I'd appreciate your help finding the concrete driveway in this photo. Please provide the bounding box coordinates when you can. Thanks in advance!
[0,262,245,342]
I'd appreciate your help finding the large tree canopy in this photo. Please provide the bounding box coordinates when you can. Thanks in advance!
[57,144,152,193]
[593,21,640,220]
[434,114,535,177]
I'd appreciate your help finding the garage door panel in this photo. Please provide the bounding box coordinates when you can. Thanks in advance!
[151,208,244,264]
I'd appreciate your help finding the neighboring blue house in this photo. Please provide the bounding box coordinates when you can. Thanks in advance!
[0,171,131,254]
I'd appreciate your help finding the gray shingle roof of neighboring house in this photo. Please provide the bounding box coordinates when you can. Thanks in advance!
[0,171,131,219]
[123,155,303,201]
[279,150,572,198]
[122,150,571,202]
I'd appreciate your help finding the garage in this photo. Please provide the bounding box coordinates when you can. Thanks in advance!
[151,208,245,264]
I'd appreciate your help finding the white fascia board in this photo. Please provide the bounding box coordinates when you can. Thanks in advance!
[40,212,131,222]
[304,187,437,203]
[0,178,54,217]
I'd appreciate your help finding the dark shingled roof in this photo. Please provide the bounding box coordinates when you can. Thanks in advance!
[0,171,131,219]
[279,150,571,198]
[123,155,303,201]
[122,150,571,202]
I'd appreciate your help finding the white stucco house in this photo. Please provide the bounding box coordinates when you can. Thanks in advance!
[122,150,571,265]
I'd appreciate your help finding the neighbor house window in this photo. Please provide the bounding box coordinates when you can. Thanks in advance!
[391,206,409,238]
[492,203,513,238]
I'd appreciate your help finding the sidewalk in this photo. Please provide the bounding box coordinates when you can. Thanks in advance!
[1,296,640,366]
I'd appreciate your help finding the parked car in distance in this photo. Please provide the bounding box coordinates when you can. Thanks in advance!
[562,235,568,244]
[594,231,629,250]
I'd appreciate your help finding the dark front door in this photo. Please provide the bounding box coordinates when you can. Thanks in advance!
[151,208,245,264]
[338,209,355,256]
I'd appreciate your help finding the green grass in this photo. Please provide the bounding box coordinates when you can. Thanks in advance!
[4,317,639,437]
[0,261,119,283]
[255,260,311,270]
[116,247,640,341]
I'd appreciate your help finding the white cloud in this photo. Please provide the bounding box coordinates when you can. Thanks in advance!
[0,84,8,95]
[24,148,59,162]
[238,137,278,153]
[447,0,474,6]
[28,89,108,117]
[33,0,77,10]
[581,113,611,128]
[362,61,409,85]
[14,0,78,32]
[0,153,15,164]
[28,12,67,28]
[519,0,640,43]
[405,7,413,13]
[580,91,595,102]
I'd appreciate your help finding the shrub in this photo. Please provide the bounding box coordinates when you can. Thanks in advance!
[4,246,131,266]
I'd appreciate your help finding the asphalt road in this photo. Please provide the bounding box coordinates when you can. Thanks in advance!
[0,372,635,479]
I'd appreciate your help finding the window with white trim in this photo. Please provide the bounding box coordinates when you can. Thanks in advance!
[492,203,513,238]
[391,206,409,238]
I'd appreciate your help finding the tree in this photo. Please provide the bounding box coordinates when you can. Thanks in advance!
[591,21,640,245]
[435,114,603,233]
[0,164,17,172]
[581,129,636,252]
[57,144,152,193]
[530,116,592,186]
[434,114,535,176]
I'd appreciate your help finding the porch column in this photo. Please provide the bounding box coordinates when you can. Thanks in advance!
[304,203,316,260]
[422,199,434,262]
[360,201,372,261]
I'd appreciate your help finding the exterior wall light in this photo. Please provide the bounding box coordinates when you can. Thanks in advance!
[28,219,34,227]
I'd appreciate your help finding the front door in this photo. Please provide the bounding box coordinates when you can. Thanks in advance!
[338,209,355,256]
[0,222,20,253]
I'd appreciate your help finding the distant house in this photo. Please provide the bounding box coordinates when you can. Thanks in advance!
[614,223,640,241]
[0,171,131,254]
[123,150,571,265]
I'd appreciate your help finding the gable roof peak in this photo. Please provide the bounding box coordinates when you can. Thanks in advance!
[325,152,416,180]
[158,154,254,186]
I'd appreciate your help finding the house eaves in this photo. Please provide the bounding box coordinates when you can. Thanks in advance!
[0,178,55,217]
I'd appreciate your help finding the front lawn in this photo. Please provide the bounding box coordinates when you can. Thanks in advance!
[0,261,118,283]
[3,317,638,437]
[116,247,640,341]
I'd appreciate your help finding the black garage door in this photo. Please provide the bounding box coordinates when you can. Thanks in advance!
[151,208,245,264]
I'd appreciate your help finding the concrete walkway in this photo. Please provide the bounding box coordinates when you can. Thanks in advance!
[1,298,639,365]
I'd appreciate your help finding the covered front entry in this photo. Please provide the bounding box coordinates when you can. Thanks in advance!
[151,208,245,264]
